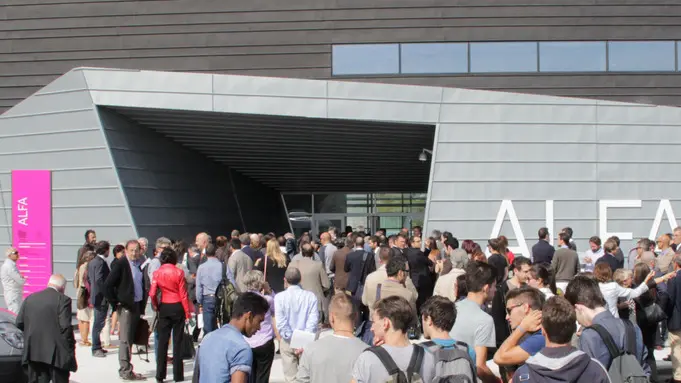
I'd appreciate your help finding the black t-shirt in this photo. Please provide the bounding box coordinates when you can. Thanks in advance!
[255,256,287,293]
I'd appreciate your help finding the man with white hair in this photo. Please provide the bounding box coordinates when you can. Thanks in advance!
[196,232,210,255]
[137,237,149,260]
[145,236,172,280]
[1,247,25,313]
[17,274,77,383]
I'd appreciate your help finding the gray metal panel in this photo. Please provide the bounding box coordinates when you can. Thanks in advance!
[427,89,681,256]
[97,107,245,243]
[0,77,136,307]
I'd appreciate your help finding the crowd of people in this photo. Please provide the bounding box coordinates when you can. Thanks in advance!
[6,225,681,382]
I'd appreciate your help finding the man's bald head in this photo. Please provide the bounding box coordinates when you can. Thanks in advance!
[320,232,330,243]
[195,232,209,249]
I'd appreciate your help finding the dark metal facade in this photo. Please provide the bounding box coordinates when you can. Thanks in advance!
[3,1,681,114]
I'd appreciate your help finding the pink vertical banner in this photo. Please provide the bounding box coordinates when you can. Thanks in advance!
[12,170,52,298]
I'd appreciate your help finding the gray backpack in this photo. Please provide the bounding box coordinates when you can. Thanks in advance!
[366,345,424,383]
[420,340,477,383]
[588,322,648,383]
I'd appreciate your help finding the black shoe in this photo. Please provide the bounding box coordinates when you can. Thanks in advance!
[92,350,107,358]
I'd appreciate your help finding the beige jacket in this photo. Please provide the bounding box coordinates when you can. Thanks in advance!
[288,257,331,314]
[362,264,417,316]
[227,250,253,293]
[433,268,466,302]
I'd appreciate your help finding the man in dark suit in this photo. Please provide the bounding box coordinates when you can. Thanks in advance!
[390,234,407,259]
[16,274,77,383]
[532,227,555,265]
[87,240,111,358]
[344,236,376,298]
[105,239,148,380]
[404,235,434,316]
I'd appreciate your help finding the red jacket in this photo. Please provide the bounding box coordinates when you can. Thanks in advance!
[149,264,191,319]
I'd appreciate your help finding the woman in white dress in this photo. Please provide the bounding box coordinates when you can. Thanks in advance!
[75,250,95,346]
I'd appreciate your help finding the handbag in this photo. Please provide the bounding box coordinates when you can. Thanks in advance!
[133,318,151,362]
[179,325,196,360]
[133,318,151,346]
[76,286,89,310]
[642,302,667,324]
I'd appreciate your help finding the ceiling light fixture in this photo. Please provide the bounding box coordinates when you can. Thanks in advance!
[419,148,433,162]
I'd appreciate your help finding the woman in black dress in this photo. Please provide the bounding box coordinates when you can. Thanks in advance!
[254,239,289,293]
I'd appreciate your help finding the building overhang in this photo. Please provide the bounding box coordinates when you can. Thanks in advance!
[3,67,442,193]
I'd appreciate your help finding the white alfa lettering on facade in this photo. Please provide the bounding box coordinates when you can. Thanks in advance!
[489,200,530,258]
[599,200,642,241]
[491,199,678,258]
[649,199,678,240]
[17,197,28,226]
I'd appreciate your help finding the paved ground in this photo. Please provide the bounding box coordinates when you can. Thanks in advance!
[69,331,674,382]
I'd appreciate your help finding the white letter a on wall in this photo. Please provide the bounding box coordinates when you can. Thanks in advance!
[649,199,678,240]
[490,200,530,258]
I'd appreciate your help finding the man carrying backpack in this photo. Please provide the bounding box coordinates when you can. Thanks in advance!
[513,296,610,383]
[564,276,650,381]
[351,296,436,383]
[419,296,477,382]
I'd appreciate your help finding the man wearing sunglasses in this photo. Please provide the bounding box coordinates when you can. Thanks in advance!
[493,286,546,381]
[1,247,25,314]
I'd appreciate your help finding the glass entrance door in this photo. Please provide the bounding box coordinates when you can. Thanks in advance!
[284,193,426,237]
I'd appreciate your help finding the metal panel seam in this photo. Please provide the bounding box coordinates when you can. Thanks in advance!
[423,87,444,238]
[228,168,247,232]
[280,193,294,234]
[89,102,139,238]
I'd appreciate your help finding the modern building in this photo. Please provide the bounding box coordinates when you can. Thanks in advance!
[1,2,681,303]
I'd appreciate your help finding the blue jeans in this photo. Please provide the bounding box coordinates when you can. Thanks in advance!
[92,305,108,353]
[201,295,217,335]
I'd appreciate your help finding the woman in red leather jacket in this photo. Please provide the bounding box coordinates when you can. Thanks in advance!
[149,247,191,382]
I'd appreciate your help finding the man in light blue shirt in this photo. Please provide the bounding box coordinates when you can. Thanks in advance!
[275,267,319,382]
[196,244,223,334]
[196,292,270,383]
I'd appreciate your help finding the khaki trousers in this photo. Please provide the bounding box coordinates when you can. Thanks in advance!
[669,330,681,380]
[279,339,299,383]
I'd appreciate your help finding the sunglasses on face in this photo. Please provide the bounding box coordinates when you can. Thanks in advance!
[506,303,524,315]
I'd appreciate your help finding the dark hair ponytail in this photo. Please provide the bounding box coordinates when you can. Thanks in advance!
[532,264,557,295]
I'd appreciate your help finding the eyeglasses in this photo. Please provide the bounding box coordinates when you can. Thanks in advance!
[506,303,524,315]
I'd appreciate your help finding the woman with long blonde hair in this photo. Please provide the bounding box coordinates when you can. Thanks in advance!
[255,239,289,293]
